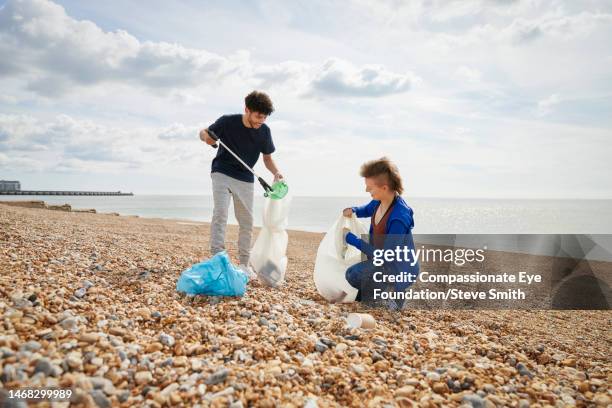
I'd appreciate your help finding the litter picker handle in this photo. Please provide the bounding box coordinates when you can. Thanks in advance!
[258,177,272,193]
[208,129,219,149]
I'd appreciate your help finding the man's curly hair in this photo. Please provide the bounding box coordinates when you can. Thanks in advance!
[360,157,404,195]
[245,91,274,115]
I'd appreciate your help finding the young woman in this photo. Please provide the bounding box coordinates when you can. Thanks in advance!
[343,157,419,307]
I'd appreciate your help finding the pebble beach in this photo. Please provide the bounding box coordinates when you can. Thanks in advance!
[0,203,610,407]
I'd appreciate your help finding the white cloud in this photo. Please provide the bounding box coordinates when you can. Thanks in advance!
[455,66,482,83]
[0,0,415,100]
[0,0,242,96]
[0,151,46,172]
[536,93,562,116]
[158,123,200,141]
[308,58,419,97]
[252,61,310,88]
[0,113,206,173]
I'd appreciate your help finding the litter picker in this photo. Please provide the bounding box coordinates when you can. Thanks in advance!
[207,129,288,200]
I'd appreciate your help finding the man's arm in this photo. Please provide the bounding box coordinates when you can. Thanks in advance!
[199,128,216,146]
[263,154,283,182]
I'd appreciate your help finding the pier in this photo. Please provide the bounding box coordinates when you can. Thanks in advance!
[0,191,133,196]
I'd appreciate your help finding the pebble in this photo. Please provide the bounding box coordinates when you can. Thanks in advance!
[426,371,441,382]
[13,298,32,309]
[65,352,82,369]
[173,356,188,367]
[90,389,111,408]
[144,342,163,353]
[301,358,313,368]
[319,337,335,347]
[205,368,230,385]
[518,400,530,408]
[593,394,611,406]
[79,333,99,344]
[335,343,348,353]
[371,351,384,362]
[135,371,153,385]
[117,391,130,403]
[191,359,203,371]
[448,379,461,393]
[433,382,449,394]
[303,398,318,408]
[516,363,534,379]
[314,341,328,353]
[159,333,175,347]
[20,341,41,352]
[160,382,179,398]
[74,288,87,298]
[395,386,415,397]
[1,365,17,383]
[1,347,15,358]
[34,358,53,376]
[482,383,496,394]
[59,316,78,330]
[463,394,486,408]
[350,364,366,375]
[205,386,234,400]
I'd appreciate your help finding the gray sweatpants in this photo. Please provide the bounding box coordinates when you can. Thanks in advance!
[210,172,254,265]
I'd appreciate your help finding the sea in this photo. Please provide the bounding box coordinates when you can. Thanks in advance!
[2,195,611,234]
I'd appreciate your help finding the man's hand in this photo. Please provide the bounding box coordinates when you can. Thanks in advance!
[343,207,353,217]
[199,129,216,146]
[273,172,283,182]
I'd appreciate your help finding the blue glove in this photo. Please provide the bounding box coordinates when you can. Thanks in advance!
[345,232,360,248]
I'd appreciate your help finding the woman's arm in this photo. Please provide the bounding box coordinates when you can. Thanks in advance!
[345,200,378,218]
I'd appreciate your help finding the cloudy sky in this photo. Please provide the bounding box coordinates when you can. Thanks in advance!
[1,0,611,198]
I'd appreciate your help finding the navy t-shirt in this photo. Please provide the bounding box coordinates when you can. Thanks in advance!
[208,114,275,183]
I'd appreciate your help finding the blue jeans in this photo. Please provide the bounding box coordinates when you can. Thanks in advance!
[345,260,386,303]
[346,261,410,309]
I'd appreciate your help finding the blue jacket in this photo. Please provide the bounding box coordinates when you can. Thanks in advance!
[351,196,419,291]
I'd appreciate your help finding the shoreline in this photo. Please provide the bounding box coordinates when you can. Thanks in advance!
[2,196,612,236]
[0,200,326,235]
[3,200,611,261]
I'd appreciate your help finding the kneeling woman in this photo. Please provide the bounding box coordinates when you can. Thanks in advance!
[342,157,419,308]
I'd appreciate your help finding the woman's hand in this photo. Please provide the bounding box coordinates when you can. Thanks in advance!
[342,207,353,217]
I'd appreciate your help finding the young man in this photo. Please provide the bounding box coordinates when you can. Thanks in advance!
[342,157,419,308]
[199,91,283,278]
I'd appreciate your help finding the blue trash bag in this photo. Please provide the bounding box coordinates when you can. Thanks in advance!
[176,251,248,297]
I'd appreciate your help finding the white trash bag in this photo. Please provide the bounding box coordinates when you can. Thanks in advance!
[314,214,367,302]
[250,194,292,287]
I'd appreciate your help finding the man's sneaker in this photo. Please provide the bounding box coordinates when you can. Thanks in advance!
[239,264,257,281]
